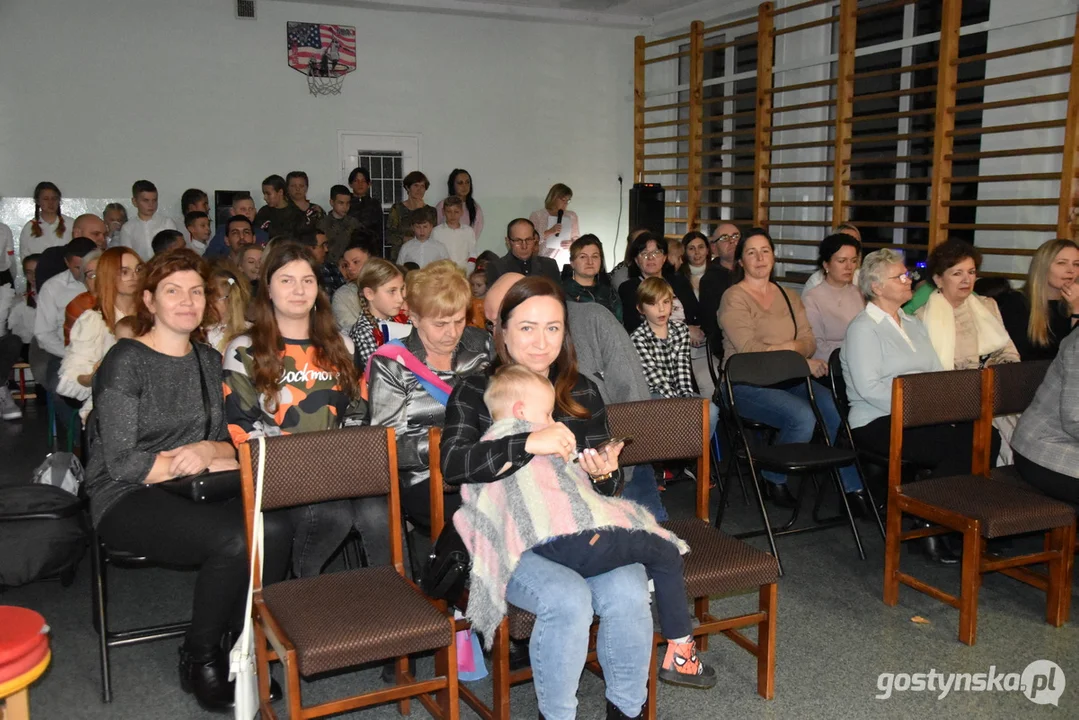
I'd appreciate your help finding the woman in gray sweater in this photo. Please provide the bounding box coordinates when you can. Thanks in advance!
[85,250,291,711]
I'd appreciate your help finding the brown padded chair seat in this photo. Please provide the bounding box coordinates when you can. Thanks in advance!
[662,518,779,599]
[507,606,536,640]
[901,475,1076,539]
[989,465,1039,493]
[260,566,452,677]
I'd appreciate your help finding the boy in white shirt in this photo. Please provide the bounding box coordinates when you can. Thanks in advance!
[431,195,476,272]
[396,209,450,269]
[119,180,176,261]
[185,211,212,255]
[177,188,210,246]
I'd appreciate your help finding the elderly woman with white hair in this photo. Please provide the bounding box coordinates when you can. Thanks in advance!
[840,249,997,563]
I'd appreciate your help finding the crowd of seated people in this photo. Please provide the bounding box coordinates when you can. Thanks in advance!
[3,169,1079,720]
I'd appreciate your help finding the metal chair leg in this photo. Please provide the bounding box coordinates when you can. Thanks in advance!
[832,469,866,560]
[744,460,783,576]
[91,539,112,702]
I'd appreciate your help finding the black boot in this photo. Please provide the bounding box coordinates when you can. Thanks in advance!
[766,482,796,509]
[911,520,959,565]
[844,490,870,519]
[179,646,235,712]
[380,657,417,683]
[606,699,644,719]
[508,638,531,671]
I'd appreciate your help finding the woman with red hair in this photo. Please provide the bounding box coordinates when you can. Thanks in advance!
[58,246,144,422]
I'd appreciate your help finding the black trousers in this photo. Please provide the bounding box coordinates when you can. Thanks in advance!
[97,488,293,659]
[533,528,691,640]
[1015,453,1079,506]
[851,416,1000,479]
[0,332,21,389]
[401,479,462,530]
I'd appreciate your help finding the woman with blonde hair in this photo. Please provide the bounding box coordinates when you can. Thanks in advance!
[203,262,252,353]
[348,257,410,369]
[998,238,1079,361]
[531,183,581,267]
[367,259,492,527]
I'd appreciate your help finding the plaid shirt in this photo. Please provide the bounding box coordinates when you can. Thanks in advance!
[441,371,619,488]
[348,313,380,370]
[630,320,696,399]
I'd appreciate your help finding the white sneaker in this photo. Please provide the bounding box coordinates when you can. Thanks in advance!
[0,387,22,420]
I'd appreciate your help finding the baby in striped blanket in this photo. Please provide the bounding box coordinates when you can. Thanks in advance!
[475,365,716,690]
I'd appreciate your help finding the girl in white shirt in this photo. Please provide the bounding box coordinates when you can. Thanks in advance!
[19,182,74,261]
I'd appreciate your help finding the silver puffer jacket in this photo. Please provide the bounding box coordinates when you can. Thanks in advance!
[368,326,493,488]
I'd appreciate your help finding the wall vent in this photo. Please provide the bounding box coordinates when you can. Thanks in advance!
[236,0,256,20]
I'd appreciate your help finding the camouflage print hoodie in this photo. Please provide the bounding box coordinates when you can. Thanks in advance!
[222,332,358,447]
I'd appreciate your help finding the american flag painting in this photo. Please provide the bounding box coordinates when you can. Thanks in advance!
[287,22,357,77]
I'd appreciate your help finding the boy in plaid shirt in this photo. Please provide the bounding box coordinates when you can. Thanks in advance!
[631,277,719,439]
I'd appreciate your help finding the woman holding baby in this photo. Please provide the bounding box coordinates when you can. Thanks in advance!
[441,275,656,720]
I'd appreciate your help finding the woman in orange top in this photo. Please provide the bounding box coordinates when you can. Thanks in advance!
[222,241,378,577]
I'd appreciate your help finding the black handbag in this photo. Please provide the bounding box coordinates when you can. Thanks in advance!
[160,346,241,503]
[422,523,470,605]
[160,470,242,503]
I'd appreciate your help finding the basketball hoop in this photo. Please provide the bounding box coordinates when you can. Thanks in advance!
[307,72,345,96]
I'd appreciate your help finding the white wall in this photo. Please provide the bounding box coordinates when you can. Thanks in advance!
[0,0,636,258]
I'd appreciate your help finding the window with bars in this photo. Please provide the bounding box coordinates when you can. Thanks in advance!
[356,151,404,208]
[844,0,990,258]
[677,28,759,233]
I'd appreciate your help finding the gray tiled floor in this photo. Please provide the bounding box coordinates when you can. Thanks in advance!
[1,405,1075,718]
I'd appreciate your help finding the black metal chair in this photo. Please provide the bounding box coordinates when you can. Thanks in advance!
[721,350,867,575]
[90,531,193,702]
[825,348,886,539]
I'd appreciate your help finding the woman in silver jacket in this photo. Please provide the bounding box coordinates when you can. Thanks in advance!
[368,260,493,527]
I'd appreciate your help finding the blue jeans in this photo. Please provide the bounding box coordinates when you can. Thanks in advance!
[505,551,653,720]
[620,464,668,521]
[729,380,862,492]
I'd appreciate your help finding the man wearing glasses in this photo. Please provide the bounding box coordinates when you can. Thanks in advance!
[699,222,740,357]
[484,218,560,286]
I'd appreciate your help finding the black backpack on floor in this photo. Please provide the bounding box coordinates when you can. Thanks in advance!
[0,455,88,588]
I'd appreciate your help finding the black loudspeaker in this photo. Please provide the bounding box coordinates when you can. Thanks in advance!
[629,183,665,237]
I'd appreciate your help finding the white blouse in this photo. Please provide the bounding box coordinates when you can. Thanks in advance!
[58,309,121,422]
[19,215,74,260]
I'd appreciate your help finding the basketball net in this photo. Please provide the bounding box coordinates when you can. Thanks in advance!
[307,72,345,96]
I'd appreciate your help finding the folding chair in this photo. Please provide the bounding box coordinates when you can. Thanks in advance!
[239,427,458,719]
[882,368,1075,645]
[825,348,886,539]
[721,350,867,574]
[607,397,779,708]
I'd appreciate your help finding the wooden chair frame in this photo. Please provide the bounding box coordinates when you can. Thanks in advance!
[882,368,1075,645]
[640,398,776,713]
[428,398,778,718]
[428,429,609,720]
[239,429,459,720]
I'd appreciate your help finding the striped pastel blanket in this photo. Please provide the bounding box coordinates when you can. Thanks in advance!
[453,419,688,647]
